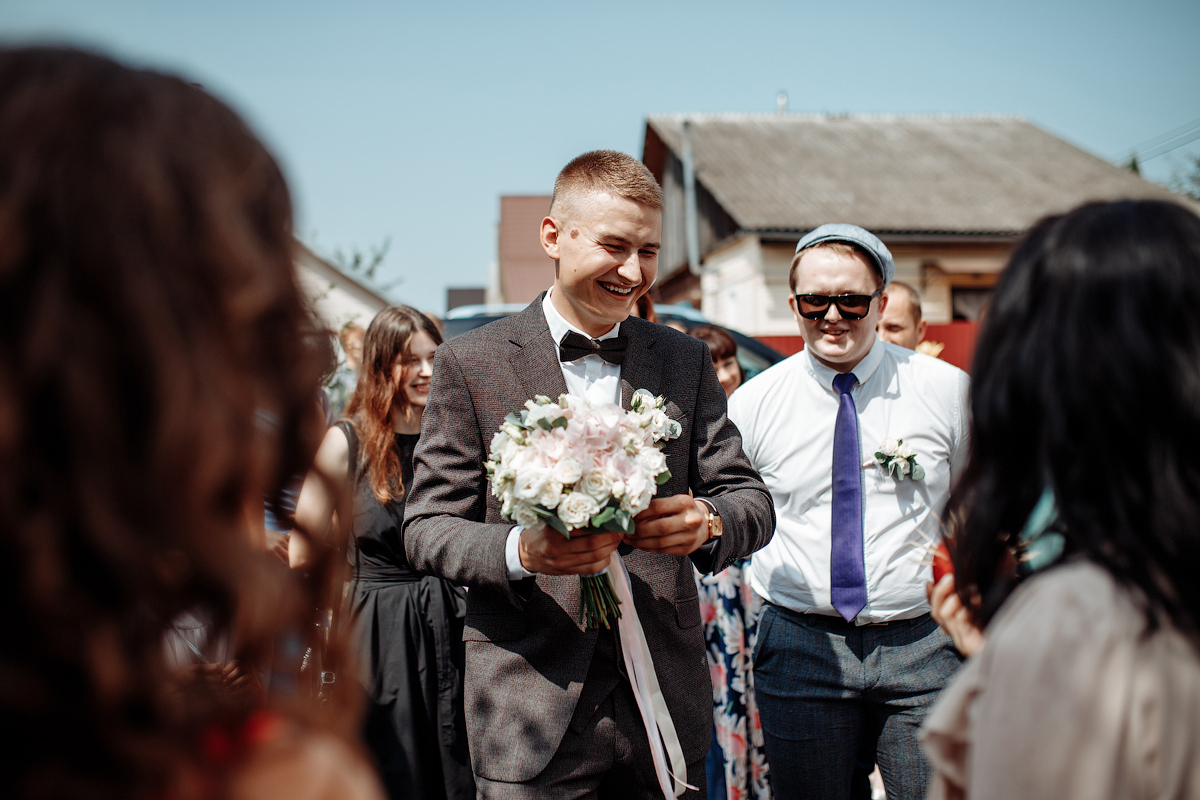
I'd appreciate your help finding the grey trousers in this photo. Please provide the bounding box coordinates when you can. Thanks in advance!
[753,605,962,800]
[476,629,707,800]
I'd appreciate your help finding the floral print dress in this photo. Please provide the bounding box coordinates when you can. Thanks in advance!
[696,560,772,800]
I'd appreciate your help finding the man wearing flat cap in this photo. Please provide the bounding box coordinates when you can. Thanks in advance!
[727,224,969,800]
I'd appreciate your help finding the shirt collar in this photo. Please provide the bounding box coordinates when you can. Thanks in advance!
[804,335,885,392]
[542,288,622,346]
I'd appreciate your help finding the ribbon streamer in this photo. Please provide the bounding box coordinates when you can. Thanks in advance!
[608,553,697,798]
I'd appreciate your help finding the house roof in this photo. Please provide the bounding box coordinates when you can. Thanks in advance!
[644,114,1197,235]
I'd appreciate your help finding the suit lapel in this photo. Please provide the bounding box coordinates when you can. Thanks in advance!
[508,295,569,401]
[619,317,662,410]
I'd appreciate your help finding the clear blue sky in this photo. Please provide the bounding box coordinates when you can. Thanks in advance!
[4,0,1198,313]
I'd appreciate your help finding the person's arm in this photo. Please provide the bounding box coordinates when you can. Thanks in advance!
[927,574,985,657]
[403,345,541,604]
[627,344,775,572]
[288,425,351,572]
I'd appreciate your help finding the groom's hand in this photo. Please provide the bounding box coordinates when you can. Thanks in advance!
[628,495,708,555]
[518,527,623,575]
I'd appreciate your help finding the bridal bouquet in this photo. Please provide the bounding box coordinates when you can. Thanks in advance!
[485,390,681,629]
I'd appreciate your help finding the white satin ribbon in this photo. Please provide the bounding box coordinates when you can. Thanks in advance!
[607,553,697,798]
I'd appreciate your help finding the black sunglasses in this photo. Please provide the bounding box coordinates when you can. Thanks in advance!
[794,291,882,321]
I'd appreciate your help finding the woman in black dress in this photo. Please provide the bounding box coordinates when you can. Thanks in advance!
[290,306,473,800]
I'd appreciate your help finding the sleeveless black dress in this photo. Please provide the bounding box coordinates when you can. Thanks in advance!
[338,422,473,800]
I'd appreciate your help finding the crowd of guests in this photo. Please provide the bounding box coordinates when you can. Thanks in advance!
[6,43,1200,800]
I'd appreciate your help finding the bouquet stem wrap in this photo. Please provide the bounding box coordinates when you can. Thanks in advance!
[580,566,622,629]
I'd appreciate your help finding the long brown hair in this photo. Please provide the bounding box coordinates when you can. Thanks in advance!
[0,46,354,797]
[344,306,442,504]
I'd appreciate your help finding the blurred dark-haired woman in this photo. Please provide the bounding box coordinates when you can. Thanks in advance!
[290,306,473,800]
[921,199,1200,798]
[0,46,381,800]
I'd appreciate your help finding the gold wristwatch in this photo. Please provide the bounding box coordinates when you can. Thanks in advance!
[696,498,723,543]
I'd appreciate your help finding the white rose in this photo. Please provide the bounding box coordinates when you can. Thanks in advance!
[620,472,654,515]
[514,466,549,502]
[494,465,516,494]
[631,388,657,412]
[578,469,614,503]
[552,457,583,486]
[881,438,900,456]
[513,501,542,529]
[611,479,625,499]
[891,458,911,478]
[490,430,512,455]
[625,481,655,516]
[537,480,564,509]
[638,448,667,476]
[557,491,600,529]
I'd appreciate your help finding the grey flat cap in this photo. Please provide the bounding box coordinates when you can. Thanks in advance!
[795,223,894,286]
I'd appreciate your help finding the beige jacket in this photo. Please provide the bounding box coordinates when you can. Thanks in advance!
[922,560,1200,799]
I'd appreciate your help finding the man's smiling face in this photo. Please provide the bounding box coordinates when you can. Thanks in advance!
[542,190,661,338]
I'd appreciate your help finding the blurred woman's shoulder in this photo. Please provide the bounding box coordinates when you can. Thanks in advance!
[227,714,385,800]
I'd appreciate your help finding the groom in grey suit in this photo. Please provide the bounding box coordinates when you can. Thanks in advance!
[404,150,774,799]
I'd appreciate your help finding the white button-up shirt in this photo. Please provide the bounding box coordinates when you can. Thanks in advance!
[540,289,622,406]
[728,338,969,622]
[505,290,623,578]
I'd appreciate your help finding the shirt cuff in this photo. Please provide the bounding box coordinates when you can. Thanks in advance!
[505,526,536,580]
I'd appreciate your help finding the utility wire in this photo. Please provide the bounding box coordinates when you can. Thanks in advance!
[1113,117,1200,164]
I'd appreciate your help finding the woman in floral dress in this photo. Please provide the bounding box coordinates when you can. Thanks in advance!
[690,325,771,800]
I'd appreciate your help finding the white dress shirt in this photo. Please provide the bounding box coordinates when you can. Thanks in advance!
[504,290,623,579]
[728,338,969,622]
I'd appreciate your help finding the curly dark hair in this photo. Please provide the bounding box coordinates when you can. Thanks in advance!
[0,46,352,797]
[343,305,442,504]
[947,199,1200,639]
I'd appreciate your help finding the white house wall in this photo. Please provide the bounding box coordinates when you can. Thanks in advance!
[295,251,389,332]
[702,236,803,337]
[700,235,761,334]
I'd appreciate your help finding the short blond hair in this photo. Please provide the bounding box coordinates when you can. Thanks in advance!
[884,281,923,325]
[549,150,663,223]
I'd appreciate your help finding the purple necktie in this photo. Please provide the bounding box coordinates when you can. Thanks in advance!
[831,372,867,622]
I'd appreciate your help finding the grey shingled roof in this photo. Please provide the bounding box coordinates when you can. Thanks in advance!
[645,114,1195,234]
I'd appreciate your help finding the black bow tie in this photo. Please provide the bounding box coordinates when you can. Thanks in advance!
[558,330,629,365]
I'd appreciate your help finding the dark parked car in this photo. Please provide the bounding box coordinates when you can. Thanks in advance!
[442,302,784,381]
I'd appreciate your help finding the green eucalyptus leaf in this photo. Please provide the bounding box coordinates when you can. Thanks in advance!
[551,416,569,429]
[655,469,671,485]
[911,464,925,481]
[591,506,616,527]
[546,515,570,538]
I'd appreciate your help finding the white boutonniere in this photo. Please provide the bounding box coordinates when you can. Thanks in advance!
[874,438,925,481]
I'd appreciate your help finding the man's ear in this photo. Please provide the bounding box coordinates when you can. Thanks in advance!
[541,216,561,260]
[878,292,889,315]
[916,318,928,343]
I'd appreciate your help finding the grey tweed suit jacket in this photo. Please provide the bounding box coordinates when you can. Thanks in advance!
[403,297,775,783]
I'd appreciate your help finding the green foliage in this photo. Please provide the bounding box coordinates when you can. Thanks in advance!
[1169,154,1200,202]
[332,238,402,291]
